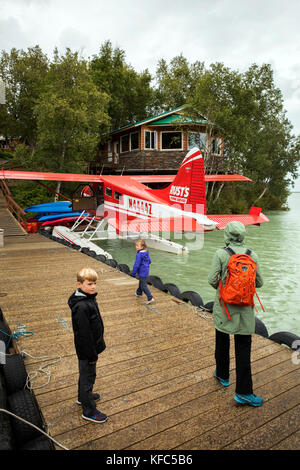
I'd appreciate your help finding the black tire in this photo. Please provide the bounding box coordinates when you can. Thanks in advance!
[7,390,44,446]
[88,250,97,258]
[20,436,54,450]
[3,354,28,395]
[147,276,164,290]
[105,259,118,268]
[162,283,181,298]
[255,317,269,338]
[0,374,14,450]
[117,264,130,274]
[203,301,214,313]
[0,320,12,347]
[95,254,106,263]
[269,331,300,350]
[81,247,90,255]
[180,291,204,307]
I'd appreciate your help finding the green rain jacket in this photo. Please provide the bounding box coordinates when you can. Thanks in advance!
[208,221,263,335]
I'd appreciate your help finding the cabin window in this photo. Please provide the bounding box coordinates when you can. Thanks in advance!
[161,131,182,150]
[188,132,207,151]
[105,187,112,197]
[145,130,157,149]
[114,191,122,201]
[212,137,222,155]
[120,135,129,153]
[130,132,139,151]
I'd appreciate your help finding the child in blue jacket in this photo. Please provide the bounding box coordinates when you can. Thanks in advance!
[131,240,154,304]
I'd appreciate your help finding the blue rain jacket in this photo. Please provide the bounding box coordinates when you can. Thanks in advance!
[132,250,152,278]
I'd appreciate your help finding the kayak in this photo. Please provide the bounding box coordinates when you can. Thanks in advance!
[25,201,72,213]
[37,212,88,222]
[41,215,102,227]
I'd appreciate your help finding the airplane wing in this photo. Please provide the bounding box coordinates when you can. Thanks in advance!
[207,207,269,230]
[0,169,252,184]
[131,174,253,183]
[0,169,103,183]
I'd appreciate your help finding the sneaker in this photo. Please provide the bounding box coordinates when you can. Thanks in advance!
[234,393,263,407]
[146,298,155,304]
[135,293,142,297]
[77,393,100,405]
[82,410,108,423]
[214,369,230,387]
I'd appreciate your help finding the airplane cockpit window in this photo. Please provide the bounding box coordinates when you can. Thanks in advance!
[114,191,122,201]
[105,187,112,197]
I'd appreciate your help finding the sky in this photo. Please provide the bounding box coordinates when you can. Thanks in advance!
[0,0,300,188]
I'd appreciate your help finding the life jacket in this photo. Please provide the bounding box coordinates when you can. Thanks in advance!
[218,247,265,320]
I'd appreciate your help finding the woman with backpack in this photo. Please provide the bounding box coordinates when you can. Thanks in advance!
[208,221,264,407]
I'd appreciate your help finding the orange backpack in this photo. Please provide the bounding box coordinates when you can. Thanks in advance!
[218,247,264,320]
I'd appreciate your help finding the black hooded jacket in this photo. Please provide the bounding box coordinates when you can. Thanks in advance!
[68,289,106,362]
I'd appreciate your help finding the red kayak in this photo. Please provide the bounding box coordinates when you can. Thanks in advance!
[41,215,103,227]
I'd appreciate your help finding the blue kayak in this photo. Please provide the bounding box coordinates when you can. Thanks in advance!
[37,212,88,222]
[25,201,72,213]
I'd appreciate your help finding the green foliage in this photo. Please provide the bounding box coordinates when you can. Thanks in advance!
[0,43,299,211]
[0,46,48,146]
[90,41,154,130]
[0,150,13,159]
[9,181,57,208]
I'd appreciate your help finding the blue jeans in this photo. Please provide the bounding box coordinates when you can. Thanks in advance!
[136,276,153,301]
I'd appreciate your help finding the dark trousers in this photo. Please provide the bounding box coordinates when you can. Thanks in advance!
[215,329,253,395]
[78,359,97,416]
[136,276,152,301]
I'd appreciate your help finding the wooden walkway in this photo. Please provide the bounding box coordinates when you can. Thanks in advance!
[0,192,27,237]
[0,232,299,451]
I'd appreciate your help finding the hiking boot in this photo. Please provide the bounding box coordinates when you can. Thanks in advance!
[234,393,263,407]
[82,410,108,423]
[77,393,100,405]
[146,298,155,304]
[214,369,230,387]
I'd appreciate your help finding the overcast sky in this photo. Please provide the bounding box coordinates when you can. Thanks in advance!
[1,0,300,188]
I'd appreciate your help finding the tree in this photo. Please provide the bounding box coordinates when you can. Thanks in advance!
[186,62,300,210]
[154,55,204,112]
[0,46,48,146]
[33,48,110,198]
[90,40,154,130]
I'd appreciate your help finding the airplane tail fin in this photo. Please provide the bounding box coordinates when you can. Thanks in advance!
[154,147,207,214]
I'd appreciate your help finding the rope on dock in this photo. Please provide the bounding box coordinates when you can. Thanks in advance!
[0,408,69,450]
[21,350,62,391]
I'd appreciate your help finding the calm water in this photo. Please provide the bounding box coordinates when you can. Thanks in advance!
[96,193,300,337]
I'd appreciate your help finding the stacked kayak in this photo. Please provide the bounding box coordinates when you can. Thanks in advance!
[23,201,89,231]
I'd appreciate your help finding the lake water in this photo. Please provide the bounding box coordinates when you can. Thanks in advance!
[96,193,300,337]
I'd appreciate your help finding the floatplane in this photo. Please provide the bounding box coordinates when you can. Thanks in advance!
[0,147,268,254]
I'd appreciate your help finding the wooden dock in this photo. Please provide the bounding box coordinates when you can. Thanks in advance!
[0,231,299,451]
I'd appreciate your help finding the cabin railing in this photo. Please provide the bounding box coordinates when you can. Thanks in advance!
[0,179,28,231]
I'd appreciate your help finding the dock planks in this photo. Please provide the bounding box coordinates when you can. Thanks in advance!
[0,231,299,451]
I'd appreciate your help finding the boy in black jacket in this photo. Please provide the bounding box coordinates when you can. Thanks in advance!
[68,267,107,423]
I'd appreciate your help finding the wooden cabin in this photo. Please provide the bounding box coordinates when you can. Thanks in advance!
[88,106,224,175]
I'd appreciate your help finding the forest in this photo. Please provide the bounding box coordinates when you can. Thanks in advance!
[0,40,299,212]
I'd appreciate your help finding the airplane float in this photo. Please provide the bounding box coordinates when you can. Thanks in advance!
[0,147,269,255]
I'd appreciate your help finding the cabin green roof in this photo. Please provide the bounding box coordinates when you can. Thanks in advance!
[108,106,208,135]
[148,113,207,126]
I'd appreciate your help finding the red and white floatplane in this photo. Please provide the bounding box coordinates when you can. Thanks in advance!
[0,147,269,255]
